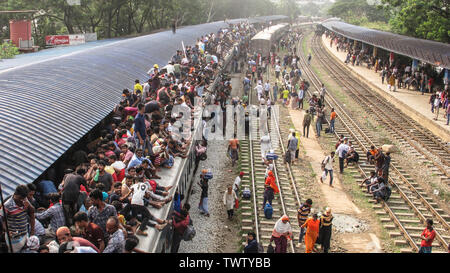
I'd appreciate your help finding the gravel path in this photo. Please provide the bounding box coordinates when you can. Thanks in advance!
[178,139,235,253]
[178,73,243,253]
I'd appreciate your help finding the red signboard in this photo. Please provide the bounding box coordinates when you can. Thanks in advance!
[45,35,70,46]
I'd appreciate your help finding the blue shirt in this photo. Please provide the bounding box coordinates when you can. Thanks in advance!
[134,113,146,141]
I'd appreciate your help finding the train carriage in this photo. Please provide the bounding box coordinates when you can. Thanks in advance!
[250,23,289,57]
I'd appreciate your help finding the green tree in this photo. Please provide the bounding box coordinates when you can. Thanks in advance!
[381,0,450,43]
[328,0,387,25]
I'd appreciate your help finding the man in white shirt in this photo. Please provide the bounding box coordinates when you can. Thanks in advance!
[320,152,335,187]
[335,138,350,174]
[233,172,244,195]
[142,79,151,102]
[264,81,271,97]
[275,64,281,80]
[164,61,175,75]
[125,181,169,235]
[255,82,263,101]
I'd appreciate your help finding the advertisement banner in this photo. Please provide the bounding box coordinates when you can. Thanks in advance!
[69,34,85,45]
[45,35,70,46]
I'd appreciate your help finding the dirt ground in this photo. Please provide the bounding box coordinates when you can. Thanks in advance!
[286,107,383,253]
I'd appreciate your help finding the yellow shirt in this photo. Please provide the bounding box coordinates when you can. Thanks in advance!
[282,89,290,99]
[134,83,143,94]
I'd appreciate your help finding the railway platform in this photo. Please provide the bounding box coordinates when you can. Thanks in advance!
[320,35,450,142]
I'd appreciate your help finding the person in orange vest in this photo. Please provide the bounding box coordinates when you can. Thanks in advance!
[263,171,279,209]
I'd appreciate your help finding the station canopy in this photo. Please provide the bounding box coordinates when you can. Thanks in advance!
[322,20,450,69]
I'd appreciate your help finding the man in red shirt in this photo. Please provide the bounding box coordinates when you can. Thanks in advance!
[73,211,106,252]
[419,219,436,253]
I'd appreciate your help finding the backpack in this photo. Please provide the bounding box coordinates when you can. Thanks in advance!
[183,224,196,241]
[257,242,264,253]
[384,186,392,201]
[266,153,278,161]
[242,187,251,199]
[199,153,207,161]
[264,202,273,219]
[284,151,291,164]
[266,243,274,253]
[204,172,213,180]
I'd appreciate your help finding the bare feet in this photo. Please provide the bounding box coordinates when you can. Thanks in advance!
[136,230,148,236]
[155,223,167,231]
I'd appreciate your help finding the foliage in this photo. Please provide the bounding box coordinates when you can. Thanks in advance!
[0,40,19,59]
[327,0,388,25]
[380,0,450,43]
[0,0,288,48]
[298,0,333,18]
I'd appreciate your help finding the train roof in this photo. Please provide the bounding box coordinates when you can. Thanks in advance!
[251,23,289,41]
[248,15,288,24]
[0,17,280,197]
[321,20,450,69]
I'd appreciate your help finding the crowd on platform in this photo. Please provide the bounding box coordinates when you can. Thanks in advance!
[325,31,450,125]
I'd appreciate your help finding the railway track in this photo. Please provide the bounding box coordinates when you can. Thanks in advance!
[297,33,450,252]
[239,70,304,253]
[314,35,450,184]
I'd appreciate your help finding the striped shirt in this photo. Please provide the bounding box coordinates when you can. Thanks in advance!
[1,198,29,234]
[320,215,333,227]
[36,202,65,232]
[297,204,311,225]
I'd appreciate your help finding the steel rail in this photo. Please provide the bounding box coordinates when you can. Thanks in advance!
[298,33,448,251]
[315,36,450,176]
[311,35,450,233]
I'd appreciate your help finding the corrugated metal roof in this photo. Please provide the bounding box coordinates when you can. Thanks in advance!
[321,20,450,69]
[0,18,273,197]
[0,16,280,197]
[248,15,289,24]
[251,23,288,41]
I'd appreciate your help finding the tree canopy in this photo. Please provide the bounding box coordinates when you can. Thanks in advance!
[0,0,286,47]
[381,0,450,43]
[327,0,449,43]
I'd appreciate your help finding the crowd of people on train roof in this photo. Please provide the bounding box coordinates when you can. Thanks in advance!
[325,31,449,125]
[0,21,257,253]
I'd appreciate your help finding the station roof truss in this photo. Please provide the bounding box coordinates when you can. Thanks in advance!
[321,20,450,69]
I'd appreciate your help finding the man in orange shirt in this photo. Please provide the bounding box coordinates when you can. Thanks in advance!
[329,108,337,134]
[419,219,436,253]
[366,145,377,164]
[228,133,240,167]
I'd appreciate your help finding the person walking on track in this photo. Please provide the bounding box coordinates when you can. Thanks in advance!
[270,215,292,253]
[301,212,320,253]
[320,152,335,187]
[335,138,349,174]
[317,207,333,253]
[287,132,298,165]
[297,198,312,246]
[303,110,312,138]
[228,134,239,167]
[419,219,436,253]
[263,171,279,209]
[223,185,238,220]
[198,170,210,217]
[329,108,337,134]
